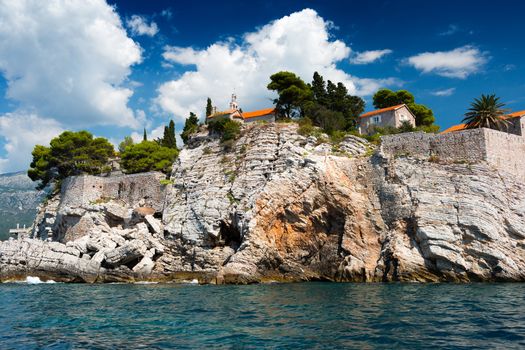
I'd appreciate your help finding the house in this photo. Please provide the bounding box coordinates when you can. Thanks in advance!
[207,94,276,124]
[441,110,525,136]
[358,104,416,134]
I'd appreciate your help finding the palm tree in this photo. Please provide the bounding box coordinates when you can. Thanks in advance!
[462,94,510,130]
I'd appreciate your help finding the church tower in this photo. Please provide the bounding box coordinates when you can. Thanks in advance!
[229,93,239,111]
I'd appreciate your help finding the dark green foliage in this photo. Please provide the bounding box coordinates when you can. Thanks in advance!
[307,104,346,135]
[208,118,241,142]
[372,88,435,127]
[28,131,114,189]
[118,136,134,153]
[120,141,178,174]
[143,128,147,141]
[462,94,509,130]
[206,98,213,117]
[267,71,313,119]
[181,112,200,143]
[308,72,365,132]
[161,120,177,149]
[398,121,415,133]
[311,72,328,106]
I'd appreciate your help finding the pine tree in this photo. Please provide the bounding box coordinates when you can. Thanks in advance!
[143,128,147,141]
[206,97,213,117]
[311,72,328,106]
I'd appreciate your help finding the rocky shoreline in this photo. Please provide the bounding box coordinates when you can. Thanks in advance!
[1,123,524,283]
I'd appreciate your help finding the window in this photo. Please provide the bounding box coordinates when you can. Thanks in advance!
[400,114,408,121]
[371,115,381,124]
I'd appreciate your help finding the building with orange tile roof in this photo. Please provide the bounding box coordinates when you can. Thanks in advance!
[358,104,416,135]
[206,94,275,123]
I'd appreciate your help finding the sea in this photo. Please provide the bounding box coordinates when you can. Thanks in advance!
[0,281,524,349]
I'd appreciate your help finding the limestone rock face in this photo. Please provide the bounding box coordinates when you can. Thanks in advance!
[1,123,525,283]
[372,155,525,282]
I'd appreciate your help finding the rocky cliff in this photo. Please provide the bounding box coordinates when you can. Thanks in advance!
[1,123,524,283]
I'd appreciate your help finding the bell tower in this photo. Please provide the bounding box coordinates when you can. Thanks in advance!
[229,93,239,111]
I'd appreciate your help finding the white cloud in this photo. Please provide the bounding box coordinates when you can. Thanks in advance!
[439,24,459,36]
[431,88,456,96]
[0,112,63,173]
[407,45,487,79]
[126,15,159,37]
[155,9,398,121]
[350,49,392,64]
[0,0,142,128]
[161,9,173,19]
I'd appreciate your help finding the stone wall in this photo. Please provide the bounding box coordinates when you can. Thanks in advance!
[380,128,525,181]
[60,172,166,212]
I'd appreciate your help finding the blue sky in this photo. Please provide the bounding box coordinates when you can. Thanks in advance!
[0,0,524,172]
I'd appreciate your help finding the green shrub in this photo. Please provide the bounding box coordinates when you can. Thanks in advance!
[208,119,241,142]
[28,130,115,190]
[120,141,178,174]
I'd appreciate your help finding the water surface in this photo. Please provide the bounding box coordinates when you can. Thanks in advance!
[0,282,524,349]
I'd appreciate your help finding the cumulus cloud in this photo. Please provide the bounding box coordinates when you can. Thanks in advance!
[350,49,392,64]
[0,112,63,173]
[431,88,456,96]
[0,0,142,128]
[156,9,398,121]
[407,45,487,79]
[126,15,159,37]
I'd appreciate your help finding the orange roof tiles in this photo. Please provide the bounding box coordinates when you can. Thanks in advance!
[441,110,525,134]
[359,104,405,119]
[242,108,275,119]
[441,124,467,133]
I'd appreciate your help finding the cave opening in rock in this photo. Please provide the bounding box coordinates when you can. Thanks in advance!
[218,220,241,248]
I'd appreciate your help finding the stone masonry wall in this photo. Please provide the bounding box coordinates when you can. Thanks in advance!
[60,172,166,212]
[380,128,525,181]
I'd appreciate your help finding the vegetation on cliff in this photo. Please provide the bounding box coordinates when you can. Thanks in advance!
[120,141,178,174]
[28,131,114,189]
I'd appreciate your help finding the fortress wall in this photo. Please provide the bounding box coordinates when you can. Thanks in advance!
[381,128,525,181]
[380,129,487,162]
[60,172,166,212]
[483,129,525,181]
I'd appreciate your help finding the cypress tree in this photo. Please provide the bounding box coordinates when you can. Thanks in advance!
[143,128,147,141]
[161,119,177,149]
[206,97,213,117]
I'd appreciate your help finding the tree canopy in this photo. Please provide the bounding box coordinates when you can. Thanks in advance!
[161,119,177,149]
[118,136,134,153]
[28,131,114,189]
[309,73,365,130]
[181,112,200,143]
[372,88,435,127]
[120,141,178,174]
[462,94,509,130]
[267,71,313,119]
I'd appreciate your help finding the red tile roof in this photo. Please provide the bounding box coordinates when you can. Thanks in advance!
[242,108,275,119]
[441,110,525,134]
[359,104,405,119]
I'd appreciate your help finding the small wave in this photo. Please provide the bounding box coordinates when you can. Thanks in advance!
[134,281,159,285]
[181,279,199,284]
[26,276,57,284]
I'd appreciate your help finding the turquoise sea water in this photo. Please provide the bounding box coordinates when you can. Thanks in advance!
[0,282,524,349]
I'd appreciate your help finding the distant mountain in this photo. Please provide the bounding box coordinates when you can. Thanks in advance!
[0,171,44,240]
